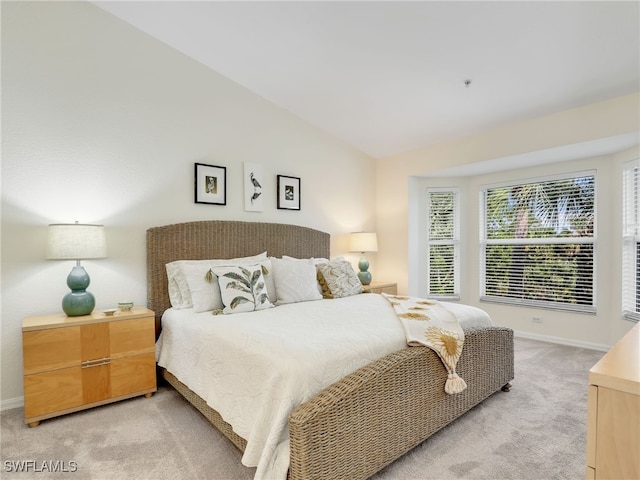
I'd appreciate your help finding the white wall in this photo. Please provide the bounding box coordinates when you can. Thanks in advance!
[379,95,640,348]
[1,2,376,405]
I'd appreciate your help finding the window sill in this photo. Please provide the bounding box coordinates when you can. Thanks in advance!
[428,295,460,302]
[480,296,596,315]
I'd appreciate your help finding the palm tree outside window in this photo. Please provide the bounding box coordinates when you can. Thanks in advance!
[480,172,596,313]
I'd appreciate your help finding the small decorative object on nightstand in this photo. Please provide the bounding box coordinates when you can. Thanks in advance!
[118,302,134,312]
[349,232,378,285]
[362,282,397,295]
[22,306,157,427]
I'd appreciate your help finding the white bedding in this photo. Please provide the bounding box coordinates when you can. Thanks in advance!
[155,293,492,480]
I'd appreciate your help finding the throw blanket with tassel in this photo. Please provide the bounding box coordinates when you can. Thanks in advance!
[382,293,467,394]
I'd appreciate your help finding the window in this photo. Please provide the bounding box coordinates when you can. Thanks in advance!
[623,160,639,322]
[480,172,596,312]
[426,188,459,298]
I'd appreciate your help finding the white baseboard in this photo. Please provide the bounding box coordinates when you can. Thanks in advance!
[514,330,610,352]
[1,396,24,412]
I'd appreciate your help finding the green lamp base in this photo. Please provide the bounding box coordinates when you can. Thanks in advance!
[62,265,96,316]
[358,254,372,286]
[63,291,96,316]
[358,271,372,285]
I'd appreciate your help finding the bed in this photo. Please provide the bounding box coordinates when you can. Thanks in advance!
[147,220,514,480]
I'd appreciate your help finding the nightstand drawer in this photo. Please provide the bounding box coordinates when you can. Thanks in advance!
[110,317,155,359]
[111,352,156,397]
[24,367,83,418]
[23,327,82,375]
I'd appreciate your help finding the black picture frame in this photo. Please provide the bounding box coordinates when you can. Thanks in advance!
[277,175,301,210]
[195,163,226,205]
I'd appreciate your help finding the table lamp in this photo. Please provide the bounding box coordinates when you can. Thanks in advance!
[349,232,378,285]
[46,222,107,316]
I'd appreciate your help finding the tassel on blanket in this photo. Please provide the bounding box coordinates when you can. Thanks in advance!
[445,372,467,394]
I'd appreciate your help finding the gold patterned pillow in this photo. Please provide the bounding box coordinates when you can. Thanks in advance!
[316,260,363,299]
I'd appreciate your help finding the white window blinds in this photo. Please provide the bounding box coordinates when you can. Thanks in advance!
[623,160,639,322]
[427,189,459,298]
[480,172,596,313]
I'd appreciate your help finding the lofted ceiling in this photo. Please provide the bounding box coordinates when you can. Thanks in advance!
[94,1,639,159]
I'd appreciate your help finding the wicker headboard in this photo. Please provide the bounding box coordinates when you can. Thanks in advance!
[146,221,330,327]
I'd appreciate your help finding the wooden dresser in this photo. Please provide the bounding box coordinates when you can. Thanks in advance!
[22,306,156,427]
[586,322,640,479]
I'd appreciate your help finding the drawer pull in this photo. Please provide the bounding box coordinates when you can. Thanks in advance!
[81,357,110,368]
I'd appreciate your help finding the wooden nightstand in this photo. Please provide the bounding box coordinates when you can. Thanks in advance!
[362,282,397,295]
[22,306,157,427]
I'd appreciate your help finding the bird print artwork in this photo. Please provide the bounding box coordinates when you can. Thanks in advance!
[244,163,264,212]
[250,172,262,203]
[250,172,262,189]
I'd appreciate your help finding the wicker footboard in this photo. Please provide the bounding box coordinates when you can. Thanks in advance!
[161,326,514,480]
[288,326,514,480]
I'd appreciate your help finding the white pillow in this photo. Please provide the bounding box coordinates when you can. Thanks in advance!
[282,255,330,264]
[166,262,188,308]
[282,256,343,294]
[213,264,274,314]
[271,257,322,305]
[166,252,269,311]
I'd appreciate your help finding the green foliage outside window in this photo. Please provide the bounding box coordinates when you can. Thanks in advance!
[483,175,595,308]
[429,245,454,295]
[427,191,456,296]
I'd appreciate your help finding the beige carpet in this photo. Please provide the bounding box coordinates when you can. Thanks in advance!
[1,337,604,480]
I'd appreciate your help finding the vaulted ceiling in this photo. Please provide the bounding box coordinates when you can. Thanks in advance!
[95,1,639,159]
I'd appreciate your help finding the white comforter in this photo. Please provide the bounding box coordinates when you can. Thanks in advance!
[155,294,492,480]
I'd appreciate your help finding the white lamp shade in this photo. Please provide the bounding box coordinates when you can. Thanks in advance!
[349,232,378,253]
[46,224,107,260]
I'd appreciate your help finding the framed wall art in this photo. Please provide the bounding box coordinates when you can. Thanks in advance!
[195,163,226,205]
[277,175,301,210]
[244,162,264,212]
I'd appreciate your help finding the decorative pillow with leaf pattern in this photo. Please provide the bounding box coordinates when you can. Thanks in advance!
[166,252,268,310]
[212,264,274,314]
[316,260,363,298]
